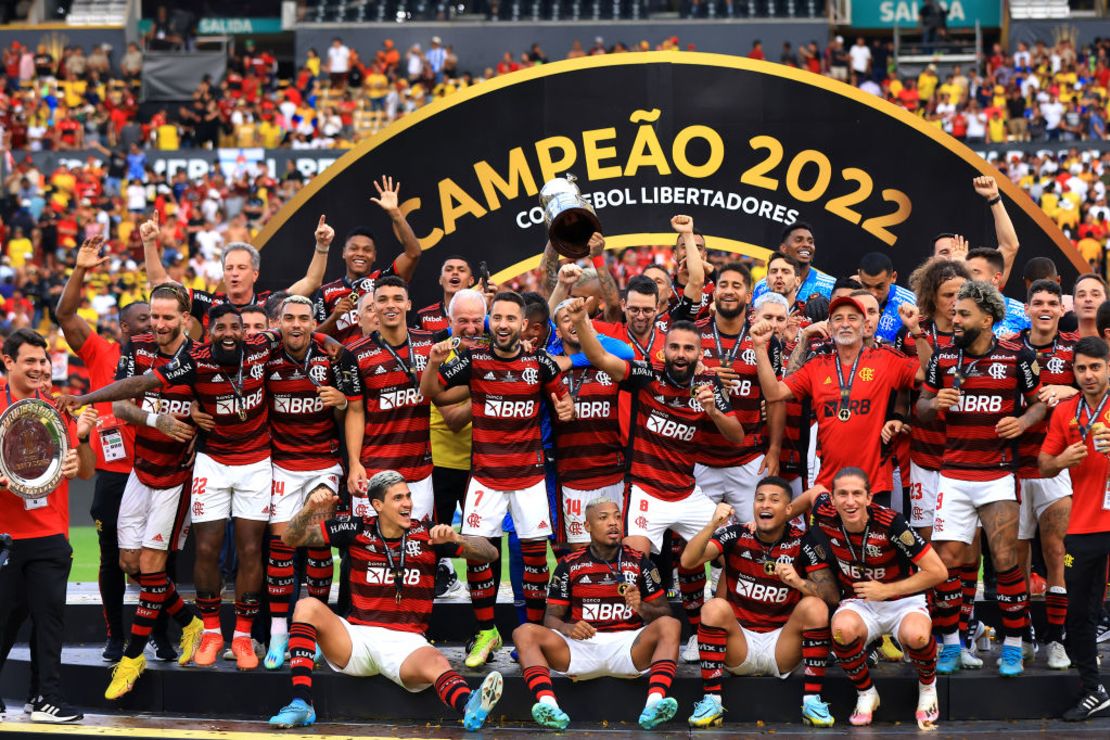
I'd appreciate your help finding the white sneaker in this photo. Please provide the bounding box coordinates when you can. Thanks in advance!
[1046,641,1071,670]
[682,633,700,663]
[960,647,983,669]
[849,687,880,726]
[915,683,939,730]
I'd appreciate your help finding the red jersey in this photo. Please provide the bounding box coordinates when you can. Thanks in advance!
[923,340,1041,482]
[416,301,449,334]
[547,545,664,632]
[776,337,810,481]
[1042,393,1110,535]
[116,335,195,489]
[155,333,279,465]
[319,516,462,634]
[314,266,395,346]
[439,346,565,490]
[592,320,667,369]
[265,338,356,471]
[0,391,75,539]
[78,332,134,474]
[348,330,436,482]
[695,317,775,467]
[1012,330,1078,479]
[811,492,932,599]
[622,360,735,501]
[553,365,624,490]
[785,346,918,491]
[189,287,273,331]
[896,322,953,470]
[711,523,828,632]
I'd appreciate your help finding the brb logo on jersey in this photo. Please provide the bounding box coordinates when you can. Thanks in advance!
[574,400,612,420]
[582,599,634,622]
[216,389,264,417]
[484,397,536,418]
[953,395,1003,413]
[141,396,192,416]
[274,394,325,414]
[366,566,420,586]
[646,410,696,441]
[735,576,790,603]
[379,387,424,410]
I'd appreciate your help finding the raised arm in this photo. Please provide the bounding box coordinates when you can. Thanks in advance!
[974,176,1019,287]
[539,241,560,298]
[588,233,623,323]
[55,235,110,352]
[370,176,422,282]
[567,298,629,381]
[141,211,170,286]
[673,215,705,304]
[287,215,333,296]
[420,340,458,402]
[282,489,339,547]
[62,373,164,412]
[547,263,580,317]
[679,502,733,569]
[751,320,794,402]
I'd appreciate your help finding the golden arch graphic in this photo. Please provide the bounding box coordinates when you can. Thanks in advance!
[256,51,1082,304]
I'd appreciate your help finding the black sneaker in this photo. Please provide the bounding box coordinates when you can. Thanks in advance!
[30,697,83,724]
[1063,685,1110,721]
[101,636,124,662]
[25,694,40,714]
[149,631,178,662]
[1096,613,1110,644]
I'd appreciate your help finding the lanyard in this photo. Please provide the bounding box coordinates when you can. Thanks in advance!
[712,319,746,368]
[1022,332,1059,365]
[833,348,864,422]
[953,341,994,391]
[592,545,629,595]
[839,520,872,578]
[566,367,588,400]
[753,531,785,575]
[226,349,248,421]
[284,344,320,387]
[372,331,417,387]
[628,326,656,362]
[1076,391,1110,442]
[376,521,407,604]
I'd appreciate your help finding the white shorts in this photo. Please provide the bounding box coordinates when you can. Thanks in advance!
[726,625,796,679]
[625,485,716,555]
[1018,471,1072,540]
[562,482,624,544]
[908,464,940,529]
[325,620,432,691]
[835,595,930,644]
[553,627,643,680]
[694,457,763,519]
[190,453,273,524]
[350,474,434,522]
[117,471,189,552]
[461,477,551,539]
[933,474,1016,544]
[270,464,342,524]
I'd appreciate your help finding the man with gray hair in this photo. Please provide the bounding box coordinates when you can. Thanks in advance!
[916,279,1045,678]
[141,211,334,335]
[270,470,503,731]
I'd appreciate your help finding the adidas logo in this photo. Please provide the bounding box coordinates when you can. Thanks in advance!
[484,372,497,380]
[580,575,591,584]
[212,374,224,382]
[375,365,387,375]
[822,376,832,385]
[270,372,282,381]
[152,533,164,542]
[741,550,753,559]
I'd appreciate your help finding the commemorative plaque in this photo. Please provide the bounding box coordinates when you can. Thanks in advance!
[0,398,69,499]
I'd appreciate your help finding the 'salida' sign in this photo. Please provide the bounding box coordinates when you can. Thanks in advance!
[255,52,1080,307]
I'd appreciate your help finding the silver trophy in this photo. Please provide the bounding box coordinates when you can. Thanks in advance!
[539,174,602,259]
[0,398,69,499]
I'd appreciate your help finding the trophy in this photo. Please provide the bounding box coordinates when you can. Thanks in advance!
[0,399,69,499]
[539,174,602,259]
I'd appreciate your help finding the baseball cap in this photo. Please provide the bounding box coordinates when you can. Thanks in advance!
[828,296,865,317]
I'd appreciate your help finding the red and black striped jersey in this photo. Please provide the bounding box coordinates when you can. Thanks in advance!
[1010,330,1078,479]
[265,337,357,471]
[784,346,917,491]
[320,516,462,635]
[155,332,279,465]
[622,360,735,501]
[554,366,624,489]
[348,330,436,482]
[923,339,1041,481]
[776,337,809,480]
[896,322,954,471]
[314,267,395,346]
[439,347,565,490]
[669,278,715,321]
[591,320,667,369]
[811,492,932,599]
[416,301,449,334]
[547,544,664,632]
[695,317,776,467]
[710,523,828,632]
[189,287,272,332]
[116,335,195,489]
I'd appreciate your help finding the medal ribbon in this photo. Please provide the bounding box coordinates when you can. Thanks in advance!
[834,348,864,417]
[372,331,418,388]
[1076,391,1110,443]
[376,521,407,604]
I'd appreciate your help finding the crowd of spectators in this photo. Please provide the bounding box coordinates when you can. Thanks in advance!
[7,30,1110,393]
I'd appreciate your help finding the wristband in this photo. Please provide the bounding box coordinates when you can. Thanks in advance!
[146,412,159,428]
[986,195,1001,206]
[890,412,907,424]
[78,435,89,444]
[591,255,606,270]
[337,398,349,411]
[315,244,330,253]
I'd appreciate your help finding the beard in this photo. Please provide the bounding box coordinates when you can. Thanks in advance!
[954,326,982,349]
[211,341,243,366]
[666,360,694,385]
[493,329,521,352]
[716,301,746,320]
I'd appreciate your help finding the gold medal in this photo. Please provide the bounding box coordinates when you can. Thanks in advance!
[238,409,248,421]
[837,407,851,423]
[449,336,462,350]
[763,560,776,576]
[616,583,630,596]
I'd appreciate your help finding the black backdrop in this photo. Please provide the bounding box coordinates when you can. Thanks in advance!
[255,52,1082,306]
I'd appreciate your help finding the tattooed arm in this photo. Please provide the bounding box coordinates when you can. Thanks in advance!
[282,488,340,547]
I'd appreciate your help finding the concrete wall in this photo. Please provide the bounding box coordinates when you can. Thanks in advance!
[293,19,829,74]
[1010,18,1110,48]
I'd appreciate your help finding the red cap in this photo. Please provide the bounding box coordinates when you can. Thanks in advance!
[828,296,865,317]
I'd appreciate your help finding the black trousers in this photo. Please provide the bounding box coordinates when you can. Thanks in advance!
[90,470,129,640]
[0,534,72,702]
[1065,532,1110,692]
[432,466,470,527]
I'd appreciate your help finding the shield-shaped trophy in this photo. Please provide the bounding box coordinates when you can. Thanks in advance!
[539,174,602,259]
[0,398,70,499]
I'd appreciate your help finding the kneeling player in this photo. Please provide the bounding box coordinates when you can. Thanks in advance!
[793,468,947,729]
[512,500,681,731]
[268,471,503,731]
[680,479,839,728]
